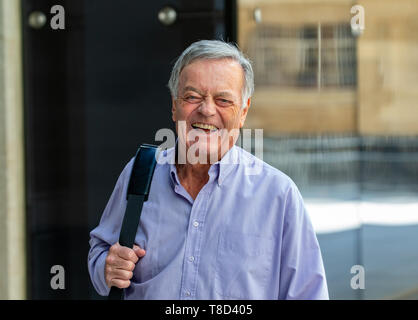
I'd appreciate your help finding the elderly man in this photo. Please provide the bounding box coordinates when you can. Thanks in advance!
[88,40,329,300]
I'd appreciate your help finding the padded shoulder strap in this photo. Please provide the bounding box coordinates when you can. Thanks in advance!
[127,144,159,201]
[108,144,158,300]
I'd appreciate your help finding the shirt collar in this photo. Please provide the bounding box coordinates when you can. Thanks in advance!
[166,143,238,187]
[162,147,180,187]
[214,145,238,186]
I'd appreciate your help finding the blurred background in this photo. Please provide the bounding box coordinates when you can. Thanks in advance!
[0,0,417,299]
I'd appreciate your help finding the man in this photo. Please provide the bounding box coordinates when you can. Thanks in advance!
[88,40,329,299]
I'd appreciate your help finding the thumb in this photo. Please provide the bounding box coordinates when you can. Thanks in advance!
[133,244,146,258]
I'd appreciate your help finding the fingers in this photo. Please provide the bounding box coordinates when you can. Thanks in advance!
[133,244,146,258]
[112,268,133,280]
[105,255,135,288]
[105,242,147,288]
[105,266,133,281]
[106,255,135,271]
[116,244,139,264]
[109,278,131,289]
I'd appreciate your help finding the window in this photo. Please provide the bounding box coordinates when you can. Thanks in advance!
[246,23,357,88]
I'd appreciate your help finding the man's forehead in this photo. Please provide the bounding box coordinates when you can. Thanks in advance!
[178,59,243,94]
[180,58,243,78]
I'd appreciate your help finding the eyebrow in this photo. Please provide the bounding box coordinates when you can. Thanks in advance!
[182,87,235,99]
[182,86,205,96]
[215,91,234,99]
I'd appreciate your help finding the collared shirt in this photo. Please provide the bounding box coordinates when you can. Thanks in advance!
[88,145,329,299]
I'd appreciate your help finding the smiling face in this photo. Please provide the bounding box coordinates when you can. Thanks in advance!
[171,58,251,163]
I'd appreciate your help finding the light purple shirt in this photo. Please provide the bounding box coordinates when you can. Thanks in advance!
[88,145,329,299]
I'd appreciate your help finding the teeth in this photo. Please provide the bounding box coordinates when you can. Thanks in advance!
[192,123,218,131]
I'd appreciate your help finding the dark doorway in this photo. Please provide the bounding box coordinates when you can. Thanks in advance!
[21,0,235,299]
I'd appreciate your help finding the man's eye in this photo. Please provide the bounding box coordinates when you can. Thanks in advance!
[185,96,201,103]
[217,98,233,106]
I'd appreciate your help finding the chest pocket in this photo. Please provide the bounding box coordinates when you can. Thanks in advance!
[215,231,276,299]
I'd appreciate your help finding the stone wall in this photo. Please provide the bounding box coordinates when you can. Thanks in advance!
[0,0,26,300]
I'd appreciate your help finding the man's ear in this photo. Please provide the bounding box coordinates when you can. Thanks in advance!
[171,97,177,122]
[239,97,251,128]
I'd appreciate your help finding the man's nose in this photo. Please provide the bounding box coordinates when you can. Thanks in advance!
[198,97,216,117]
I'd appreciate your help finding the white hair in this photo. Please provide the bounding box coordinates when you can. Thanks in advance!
[168,40,254,108]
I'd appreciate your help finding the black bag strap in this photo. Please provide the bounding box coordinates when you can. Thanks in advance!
[108,144,159,300]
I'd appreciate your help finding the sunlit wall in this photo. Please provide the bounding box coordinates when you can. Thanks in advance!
[238,0,418,299]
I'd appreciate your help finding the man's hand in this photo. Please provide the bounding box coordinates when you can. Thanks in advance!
[105,242,146,289]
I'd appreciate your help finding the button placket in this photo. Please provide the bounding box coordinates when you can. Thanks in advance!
[179,198,200,298]
[179,179,216,299]
[183,191,212,298]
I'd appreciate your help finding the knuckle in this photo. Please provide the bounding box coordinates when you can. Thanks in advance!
[106,255,114,265]
[129,251,136,261]
[121,271,131,280]
[122,280,131,288]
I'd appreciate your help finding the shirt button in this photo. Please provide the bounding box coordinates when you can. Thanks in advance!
[188,256,195,262]
[185,290,191,297]
[193,221,199,227]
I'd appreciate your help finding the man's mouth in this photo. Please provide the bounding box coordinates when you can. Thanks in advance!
[191,122,219,132]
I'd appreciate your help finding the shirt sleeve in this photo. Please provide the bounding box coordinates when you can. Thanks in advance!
[87,158,134,296]
[278,182,329,300]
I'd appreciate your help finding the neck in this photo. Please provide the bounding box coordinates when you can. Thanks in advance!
[174,143,213,199]
[175,162,211,183]
[175,162,211,200]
